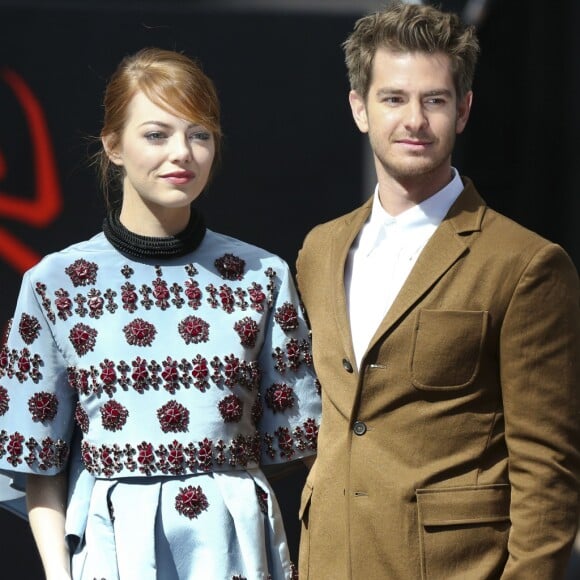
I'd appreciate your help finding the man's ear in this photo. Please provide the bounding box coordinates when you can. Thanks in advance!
[102,135,123,166]
[349,90,369,134]
[456,90,473,135]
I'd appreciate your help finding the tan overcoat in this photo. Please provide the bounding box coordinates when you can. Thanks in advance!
[296,180,580,579]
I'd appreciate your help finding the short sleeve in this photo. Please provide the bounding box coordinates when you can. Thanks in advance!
[257,261,321,465]
[0,269,75,476]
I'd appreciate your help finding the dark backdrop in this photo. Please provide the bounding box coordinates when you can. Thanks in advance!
[1,1,578,577]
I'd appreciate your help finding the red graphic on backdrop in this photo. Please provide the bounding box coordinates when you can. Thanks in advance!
[0,68,62,273]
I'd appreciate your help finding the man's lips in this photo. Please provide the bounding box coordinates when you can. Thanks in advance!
[395,138,432,146]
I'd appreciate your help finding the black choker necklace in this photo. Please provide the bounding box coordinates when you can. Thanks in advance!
[103,209,206,259]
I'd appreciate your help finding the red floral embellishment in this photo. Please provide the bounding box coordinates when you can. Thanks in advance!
[18,351,31,374]
[234,317,260,348]
[28,391,58,422]
[178,316,209,345]
[218,285,235,313]
[175,485,209,519]
[214,253,246,281]
[18,313,41,344]
[157,401,189,433]
[224,355,241,387]
[100,400,129,431]
[0,386,9,416]
[7,432,25,466]
[161,357,180,393]
[131,357,149,393]
[255,485,268,514]
[302,417,319,446]
[121,282,139,313]
[137,442,155,472]
[184,279,202,309]
[275,426,296,459]
[152,278,170,309]
[100,359,117,388]
[69,323,98,356]
[218,394,243,423]
[274,302,299,331]
[123,318,157,347]
[87,290,105,318]
[65,258,98,286]
[265,383,295,413]
[251,399,263,426]
[248,283,266,312]
[167,440,185,474]
[54,291,73,320]
[191,355,209,391]
[74,403,89,433]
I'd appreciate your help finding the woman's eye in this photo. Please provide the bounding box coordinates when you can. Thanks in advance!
[190,131,211,141]
[145,131,166,141]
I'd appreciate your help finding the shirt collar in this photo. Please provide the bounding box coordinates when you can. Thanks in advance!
[359,168,464,255]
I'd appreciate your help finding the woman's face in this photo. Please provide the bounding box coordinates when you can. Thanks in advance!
[106,90,215,215]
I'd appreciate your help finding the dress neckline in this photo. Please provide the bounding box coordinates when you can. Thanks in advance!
[102,208,206,259]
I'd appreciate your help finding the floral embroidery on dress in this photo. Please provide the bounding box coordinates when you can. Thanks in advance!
[121,282,139,313]
[65,258,98,287]
[234,317,260,348]
[274,302,299,331]
[86,289,105,319]
[178,315,210,345]
[218,394,243,423]
[175,484,209,519]
[265,383,295,413]
[69,323,98,356]
[28,391,58,422]
[18,313,42,345]
[191,355,209,391]
[255,484,268,515]
[75,402,89,433]
[0,386,9,416]
[214,253,246,281]
[123,318,156,347]
[100,400,129,431]
[248,282,266,312]
[157,400,189,433]
[184,279,202,309]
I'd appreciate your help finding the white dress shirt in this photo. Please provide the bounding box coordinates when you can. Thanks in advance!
[345,169,464,368]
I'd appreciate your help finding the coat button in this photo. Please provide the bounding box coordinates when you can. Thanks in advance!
[353,421,367,436]
[342,358,353,373]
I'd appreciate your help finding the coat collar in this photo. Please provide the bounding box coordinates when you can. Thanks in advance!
[329,178,486,367]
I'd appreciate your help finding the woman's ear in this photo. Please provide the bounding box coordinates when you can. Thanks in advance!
[102,135,123,166]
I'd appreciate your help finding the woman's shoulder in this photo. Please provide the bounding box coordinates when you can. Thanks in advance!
[24,232,112,279]
[203,229,289,269]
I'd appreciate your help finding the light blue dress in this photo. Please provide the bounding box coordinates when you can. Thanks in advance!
[0,227,320,579]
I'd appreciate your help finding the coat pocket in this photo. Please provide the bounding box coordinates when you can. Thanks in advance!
[416,484,510,580]
[411,309,488,390]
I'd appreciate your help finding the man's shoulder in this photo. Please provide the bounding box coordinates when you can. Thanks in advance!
[303,201,370,244]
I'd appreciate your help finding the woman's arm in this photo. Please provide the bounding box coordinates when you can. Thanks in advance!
[26,472,71,580]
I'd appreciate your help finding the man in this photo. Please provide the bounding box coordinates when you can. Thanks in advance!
[296,2,580,579]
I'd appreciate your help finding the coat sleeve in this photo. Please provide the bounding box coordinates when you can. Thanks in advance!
[500,243,580,578]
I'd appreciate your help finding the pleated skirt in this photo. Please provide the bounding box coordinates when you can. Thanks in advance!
[68,468,294,580]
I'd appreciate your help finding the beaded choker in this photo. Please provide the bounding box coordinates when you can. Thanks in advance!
[103,209,206,259]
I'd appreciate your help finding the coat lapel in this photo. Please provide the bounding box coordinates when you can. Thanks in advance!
[366,180,487,355]
[329,197,374,364]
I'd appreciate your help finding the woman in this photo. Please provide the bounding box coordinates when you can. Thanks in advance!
[0,48,320,580]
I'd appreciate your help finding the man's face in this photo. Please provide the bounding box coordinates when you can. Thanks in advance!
[349,48,472,197]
